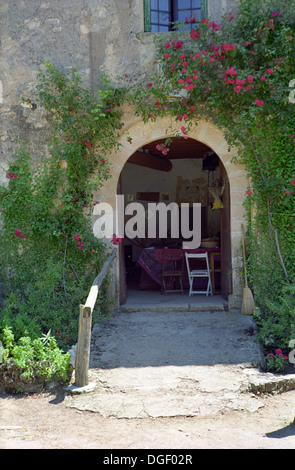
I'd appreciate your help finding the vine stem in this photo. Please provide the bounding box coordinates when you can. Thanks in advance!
[63,236,69,304]
[67,262,80,282]
[267,204,290,284]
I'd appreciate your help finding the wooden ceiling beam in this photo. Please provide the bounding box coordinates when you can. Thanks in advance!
[128,150,172,172]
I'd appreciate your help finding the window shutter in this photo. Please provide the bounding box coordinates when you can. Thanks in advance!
[201,0,207,18]
[144,0,151,32]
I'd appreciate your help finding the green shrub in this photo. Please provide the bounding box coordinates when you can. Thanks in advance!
[265,349,289,373]
[253,284,295,371]
[254,284,295,350]
[0,327,71,383]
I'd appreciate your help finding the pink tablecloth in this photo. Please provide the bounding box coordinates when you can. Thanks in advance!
[137,247,220,290]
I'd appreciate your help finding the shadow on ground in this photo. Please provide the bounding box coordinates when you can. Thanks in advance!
[89,310,263,369]
[266,420,295,439]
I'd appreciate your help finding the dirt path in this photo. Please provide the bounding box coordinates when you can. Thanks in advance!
[1,388,295,449]
[1,310,295,450]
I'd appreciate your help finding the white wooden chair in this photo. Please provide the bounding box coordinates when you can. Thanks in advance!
[185,252,213,297]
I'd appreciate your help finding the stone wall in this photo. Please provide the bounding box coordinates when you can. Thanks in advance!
[0,0,240,173]
[0,0,147,176]
[208,0,239,21]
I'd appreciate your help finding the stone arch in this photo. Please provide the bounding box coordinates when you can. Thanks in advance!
[93,114,248,309]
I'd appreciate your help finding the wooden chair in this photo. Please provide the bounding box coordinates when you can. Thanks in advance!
[185,252,213,297]
[161,251,184,294]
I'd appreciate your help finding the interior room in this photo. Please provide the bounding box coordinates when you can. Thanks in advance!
[118,137,226,302]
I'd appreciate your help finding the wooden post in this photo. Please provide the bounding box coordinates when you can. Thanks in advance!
[74,247,118,387]
[74,305,92,387]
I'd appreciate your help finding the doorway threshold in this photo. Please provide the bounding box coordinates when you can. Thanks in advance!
[120,288,228,312]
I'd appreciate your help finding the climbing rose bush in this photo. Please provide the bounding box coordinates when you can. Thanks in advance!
[128,0,295,371]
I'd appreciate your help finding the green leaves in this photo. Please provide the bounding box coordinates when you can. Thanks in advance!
[0,62,119,384]
[5,333,71,382]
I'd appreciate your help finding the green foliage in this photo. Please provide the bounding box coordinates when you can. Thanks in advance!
[36,62,126,216]
[265,349,289,373]
[0,326,71,382]
[0,64,123,384]
[253,284,295,349]
[0,145,107,348]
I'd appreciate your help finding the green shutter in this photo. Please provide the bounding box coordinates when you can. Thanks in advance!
[201,0,207,18]
[144,0,151,32]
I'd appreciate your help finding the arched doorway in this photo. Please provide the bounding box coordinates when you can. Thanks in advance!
[92,115,249,310]
[117,137,232,305]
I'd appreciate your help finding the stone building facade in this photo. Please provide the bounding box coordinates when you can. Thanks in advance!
[0,0,247,309]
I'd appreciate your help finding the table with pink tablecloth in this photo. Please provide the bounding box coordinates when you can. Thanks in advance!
[137,247,221,291]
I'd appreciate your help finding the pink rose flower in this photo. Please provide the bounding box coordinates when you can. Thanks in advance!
[112,234,122,245]
[234,85,243,93]
[190,29,200,40]
[15,229,25,239]
[222,43,232,52]
[226,67,237,76]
